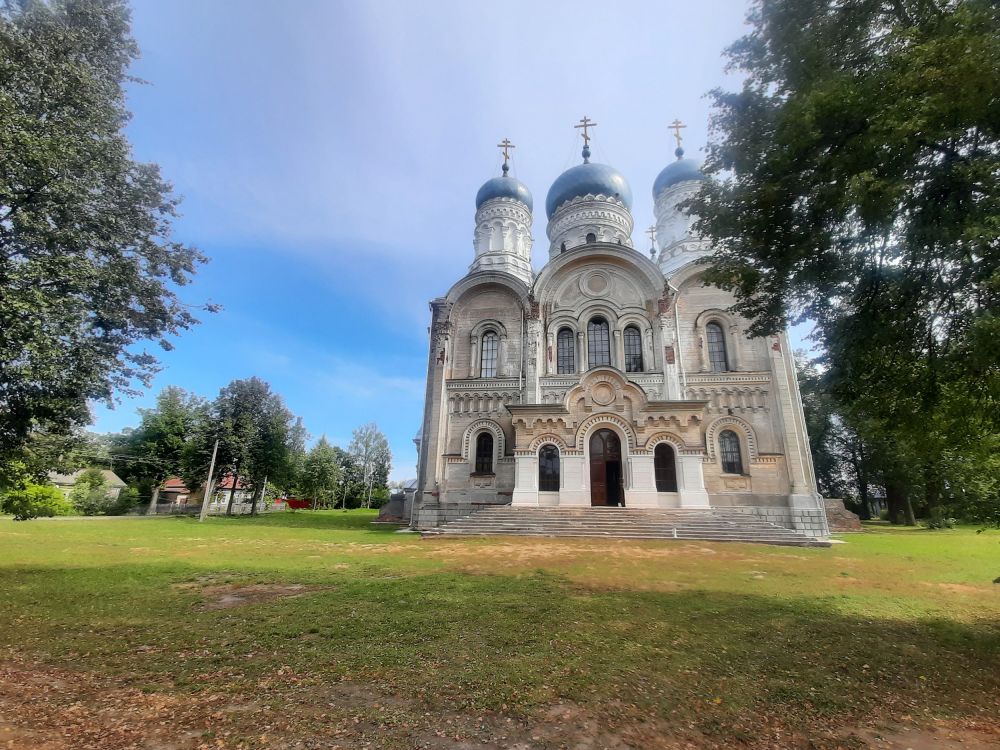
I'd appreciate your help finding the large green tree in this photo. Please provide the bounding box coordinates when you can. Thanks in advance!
[111,385,208,507]
[348,422,391,509]
[186,377,298,516]
[300,436,341,509]
[0,0,211,466]
[692,0,1000,522]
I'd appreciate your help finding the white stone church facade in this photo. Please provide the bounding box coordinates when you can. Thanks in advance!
[411,126,829,539]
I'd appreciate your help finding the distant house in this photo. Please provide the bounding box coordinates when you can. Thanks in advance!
[160,477,190,504]
[213,474,253,504]
[48,469,127,500]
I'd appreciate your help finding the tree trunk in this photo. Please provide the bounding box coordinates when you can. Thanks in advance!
[886,481,916,526]
[146,485,160,516]
[226,463,240,516]
[902,494,917,526]
[251,477,265,517]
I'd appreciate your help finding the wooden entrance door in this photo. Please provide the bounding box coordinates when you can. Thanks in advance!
[589,428,625,507]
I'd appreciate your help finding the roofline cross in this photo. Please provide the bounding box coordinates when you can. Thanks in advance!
[497,138,515,167]
[669,119,687,151]
[574,116,597,146]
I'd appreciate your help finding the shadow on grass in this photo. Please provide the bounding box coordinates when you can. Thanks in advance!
[2,559,998,738]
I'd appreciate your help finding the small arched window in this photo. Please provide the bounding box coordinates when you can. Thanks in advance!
[557,328,575,374]
[654,443,678,492]
[587,317,611,368]
[560,242,566,254]
[480,331,499,378]
[585,232,597,243]
[538,445,560,491]
[474,432,494,474]
[706,322,728,372]
[719,430,743,474]
[623,325,643,373]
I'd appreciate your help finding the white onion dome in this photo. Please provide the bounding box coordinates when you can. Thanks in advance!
[653,146,705,198]
[546,145,633,219]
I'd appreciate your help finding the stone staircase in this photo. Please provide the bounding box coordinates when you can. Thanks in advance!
[424,506,830,547]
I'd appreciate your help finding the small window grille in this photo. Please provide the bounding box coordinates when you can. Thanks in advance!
[587,318,611,368]
[719,430,743,474]
[480,331,498,378]
[557,328,575,374]
[538,445,560,491]
[654,443,678,492]
[475,432,494,474]
[706,322,728,372]
[624,326,643,372]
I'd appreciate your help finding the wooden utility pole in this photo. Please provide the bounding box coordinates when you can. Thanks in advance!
[198,440,219,523]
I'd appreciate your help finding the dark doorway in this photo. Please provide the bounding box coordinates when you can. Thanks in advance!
[589,428,625,507]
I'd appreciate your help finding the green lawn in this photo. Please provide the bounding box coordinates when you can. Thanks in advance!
[1,512,998,749]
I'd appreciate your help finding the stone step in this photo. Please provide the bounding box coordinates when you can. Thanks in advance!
[426,506,829,547]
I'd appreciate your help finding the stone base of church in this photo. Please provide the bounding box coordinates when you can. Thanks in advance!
[413,491,830,538]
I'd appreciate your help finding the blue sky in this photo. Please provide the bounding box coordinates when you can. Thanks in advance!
[91,0,754,480]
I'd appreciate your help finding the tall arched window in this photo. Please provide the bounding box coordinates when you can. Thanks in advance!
[623,326,643,372]
[706,322,728,372]
[538,444,560,491]
[474,432,494,474]
[654,443,678,492]
[557,328,575,374]
[587,317,611,368]
[719,430,743,474]
[480,331,499,378]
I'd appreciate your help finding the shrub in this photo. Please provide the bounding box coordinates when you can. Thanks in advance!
[925,508,957,530]
[70,468,113,515]
[1,483,74,521]
[108,486,140,516]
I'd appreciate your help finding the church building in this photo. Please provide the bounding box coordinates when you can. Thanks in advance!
[411,119,829,541]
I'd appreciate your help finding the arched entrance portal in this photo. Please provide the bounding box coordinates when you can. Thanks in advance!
[589,428,625,507]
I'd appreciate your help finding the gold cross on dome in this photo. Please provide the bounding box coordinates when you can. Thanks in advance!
[497,138,515,166]
[646,225,657,247]
[669,119,687,150]
[574,115,598,146]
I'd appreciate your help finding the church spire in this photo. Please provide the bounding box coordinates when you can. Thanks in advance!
[574,115,597,163]
[497,138,515,176]
[669,118,687,160]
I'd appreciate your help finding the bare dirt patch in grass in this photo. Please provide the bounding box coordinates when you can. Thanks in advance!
[844,720,1000,749]
[172,576,332,610]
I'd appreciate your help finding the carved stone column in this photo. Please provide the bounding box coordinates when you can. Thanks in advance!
[497,334,507,378]
[469,335,479,378]
[577,331,586,373]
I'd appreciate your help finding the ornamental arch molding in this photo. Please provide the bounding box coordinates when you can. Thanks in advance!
[575,413,637,451]
[461,420,506,461]
[705,416,758,461]
[642,431,687,454]
[527,433,568,453]
[470,319,508,338]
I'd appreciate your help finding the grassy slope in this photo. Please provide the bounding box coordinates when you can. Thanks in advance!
[1,512,998,748]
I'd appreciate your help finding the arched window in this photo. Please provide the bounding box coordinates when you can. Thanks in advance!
[480,331,499,378]
[557,328,575,374]
[474,432,494,474]
[538,444,560,491]
[706,322,728,372]
[587,317,611,368]
[560,242,566,253]
[719,430,743,474]
[623,325,643,372]
[585,232,597,243]
[654,443,678,492]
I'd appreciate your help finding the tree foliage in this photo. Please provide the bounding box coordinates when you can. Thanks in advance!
[0,0,212,466]
[694,0,1000,523]
[300,436,341,509]
[0,481,72,520]
[111,386,208,490]
[348,422,391,509]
